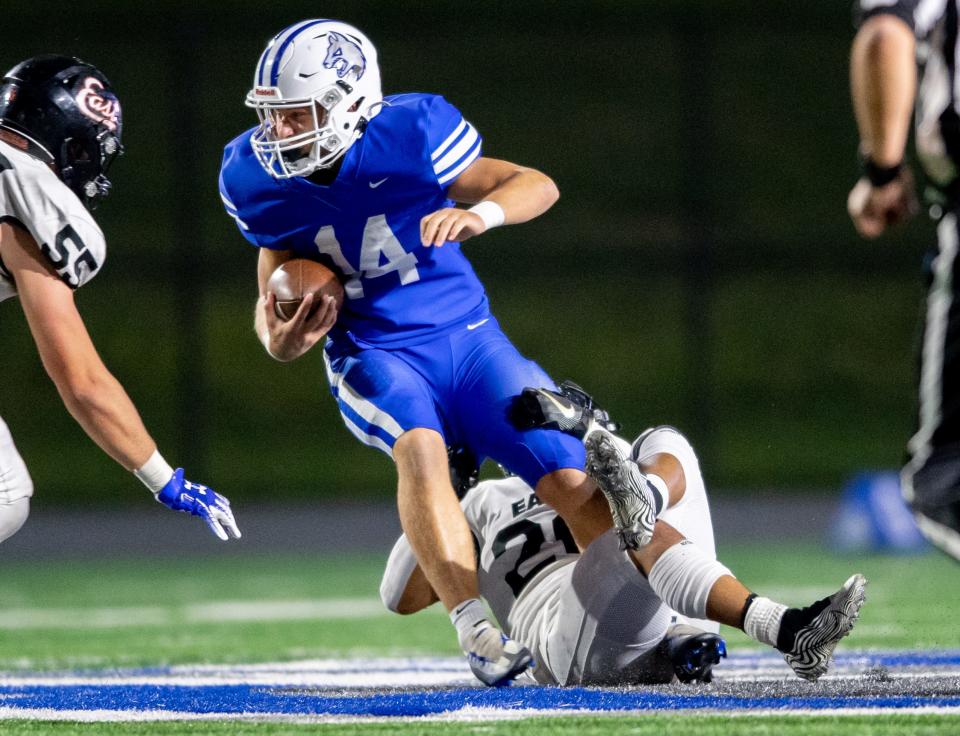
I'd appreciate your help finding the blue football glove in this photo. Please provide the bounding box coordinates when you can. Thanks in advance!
[156,469,241,541]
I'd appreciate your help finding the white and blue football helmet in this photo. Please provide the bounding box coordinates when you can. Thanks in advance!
[246,19,383,178]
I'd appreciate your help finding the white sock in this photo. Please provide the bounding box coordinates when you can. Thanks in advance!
[450,598,495,654]
[743,596,788,648]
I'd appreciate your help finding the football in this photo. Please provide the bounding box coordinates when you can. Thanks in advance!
[267,259,345,321]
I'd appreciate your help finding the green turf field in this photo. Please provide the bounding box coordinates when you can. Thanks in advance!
[1,544,958,734]
[8,714,960,736]
[1,544,956,669]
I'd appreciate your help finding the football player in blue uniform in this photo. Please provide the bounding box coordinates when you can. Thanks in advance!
[0,56,240,544]
[219,19,614,685]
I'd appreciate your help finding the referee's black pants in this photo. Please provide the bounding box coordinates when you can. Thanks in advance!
[902,208,960,561]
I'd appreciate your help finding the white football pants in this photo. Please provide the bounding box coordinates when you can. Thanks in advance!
[509,426,719,685]
[0,416,33,542]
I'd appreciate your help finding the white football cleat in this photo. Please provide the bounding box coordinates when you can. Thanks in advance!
[780,573,868,681]
[464,625,534,687]
[585,428,659,549]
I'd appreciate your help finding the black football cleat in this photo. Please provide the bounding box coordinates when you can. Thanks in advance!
[447,444,480,500]
[778,573,867,681]
[509,381,618,439]
[663,625,727,684]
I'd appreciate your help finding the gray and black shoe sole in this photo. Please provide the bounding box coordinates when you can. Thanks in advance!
[585,430,656,550]
[783,573,868,681]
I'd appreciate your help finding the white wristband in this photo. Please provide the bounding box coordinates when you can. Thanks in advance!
[468,200,505,230]
[134,450,175,494]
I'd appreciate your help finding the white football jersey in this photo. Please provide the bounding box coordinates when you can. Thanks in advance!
[461,476,579,628]
[0,140,106,302]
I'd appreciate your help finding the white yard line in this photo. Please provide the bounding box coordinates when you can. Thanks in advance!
[2,705,960,723]
[3,653,960,688]
[0,598,391,629]
[0,606,169,629]
[0,671,475,688]
[0,656,474,688]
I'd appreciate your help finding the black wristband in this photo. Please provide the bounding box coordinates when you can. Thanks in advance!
[862,157,903,187]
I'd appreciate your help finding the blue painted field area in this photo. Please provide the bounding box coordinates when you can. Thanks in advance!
[2,682,960,717]
[2,651,959,722]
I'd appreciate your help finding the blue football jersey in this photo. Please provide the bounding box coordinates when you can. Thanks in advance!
[219,93,491,347]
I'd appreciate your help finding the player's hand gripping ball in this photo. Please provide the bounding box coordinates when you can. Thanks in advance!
[267,259,345,320]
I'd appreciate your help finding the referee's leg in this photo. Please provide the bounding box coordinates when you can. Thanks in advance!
[901,210,960,561]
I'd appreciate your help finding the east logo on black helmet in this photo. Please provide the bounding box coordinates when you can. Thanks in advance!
[0,54,124,209]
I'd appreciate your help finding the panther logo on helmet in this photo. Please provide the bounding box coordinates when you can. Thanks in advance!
[75,77,120,132]
[323,32,366,81]
[246,20,382,178]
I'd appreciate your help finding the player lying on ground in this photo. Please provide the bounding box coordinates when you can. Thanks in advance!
[380,386,867,685]
[0,56,239,543]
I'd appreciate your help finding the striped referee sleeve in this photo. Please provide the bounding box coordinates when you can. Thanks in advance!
[856,0,949,35]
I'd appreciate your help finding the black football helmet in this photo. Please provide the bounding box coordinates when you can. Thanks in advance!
[0,55,123,209]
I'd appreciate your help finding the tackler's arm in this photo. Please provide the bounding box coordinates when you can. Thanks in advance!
[380,534,440,614]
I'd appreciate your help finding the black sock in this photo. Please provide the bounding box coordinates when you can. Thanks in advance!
[775,596,831,652]
[739,593,758,629]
